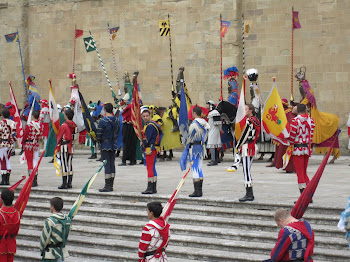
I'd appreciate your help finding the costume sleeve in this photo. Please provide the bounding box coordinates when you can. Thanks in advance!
[39,110,44,122]
[309,117,315,140]
[21,125,29,146]
[288,118,297,143]
[270,228,291,262]
[39,219,52,253]
[236,118,251,149]
[138,225,152,262]
[96,119,104,142]
[348,127,350,136]
[56,124,66,145]
[146,124,157,146]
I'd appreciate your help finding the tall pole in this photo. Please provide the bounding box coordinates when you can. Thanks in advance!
[73,25,77,74]
[220,14,223,101]
[242,13,245,75]
[168,13,174,89]
[291,7,294,102]
[107,23,121,96]
[17,30,27,98]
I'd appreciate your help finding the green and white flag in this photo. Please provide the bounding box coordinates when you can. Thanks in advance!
[84,36,96,52]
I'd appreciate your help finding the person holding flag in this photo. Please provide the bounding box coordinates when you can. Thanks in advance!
[0,108,17,185]
[39,99,50,150]
[138,201,170,262]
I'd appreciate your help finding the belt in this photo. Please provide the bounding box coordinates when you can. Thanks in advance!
[294,143,308,148]
[45,242,62,251]
[24,140,34,143]
[0,234,15,240]
[144,248,165,257]
[61,140,71,145]
[190,141,202,146]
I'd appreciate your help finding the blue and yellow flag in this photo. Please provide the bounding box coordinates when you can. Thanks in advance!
[5,32,19,43]
[78,91,97,144]
[69,160,106,219]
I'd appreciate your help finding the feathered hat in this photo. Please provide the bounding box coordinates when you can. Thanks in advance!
[246,68,259,82]
[223,67,239,79]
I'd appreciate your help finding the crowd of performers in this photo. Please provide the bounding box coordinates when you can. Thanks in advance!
[0,65,345,262]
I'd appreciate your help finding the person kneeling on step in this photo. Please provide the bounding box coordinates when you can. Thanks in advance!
[141,109,163,194]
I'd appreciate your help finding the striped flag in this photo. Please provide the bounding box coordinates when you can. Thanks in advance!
[178,81,189,144]
[49,80,60,135]
[9,82,24,146]
[109,26,119,40]
[4,32,19,43]
[14,151,45,218]
[131,76,143,141]
[69,160,106,219]
[79,91,97,144]
[220,21,231,37]
[235,87,247,141]
[159,20,170,36]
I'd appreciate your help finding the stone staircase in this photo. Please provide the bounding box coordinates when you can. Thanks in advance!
[10,187,350,262]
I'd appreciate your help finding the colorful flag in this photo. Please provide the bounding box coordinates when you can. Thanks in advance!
[159,20,170,36]
[78,91,97,144]
[69,160,106,219]
[75,29,84,38]
[4,32,19,43]
[291,133,338,219]
[178,81,189,144]
[131,77,143,141]
[83,36,96,52]
[14,151,45,217]
[109,26,119,40]
[49,80,60,135]
[9,82,24,147]
[262,82,290,145]
[293,11,301,29]
[282,145,293,170]
[220,21,231,37]
[235,87,247,141]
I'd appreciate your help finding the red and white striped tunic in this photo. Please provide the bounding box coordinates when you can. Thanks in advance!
[289,114,315,156]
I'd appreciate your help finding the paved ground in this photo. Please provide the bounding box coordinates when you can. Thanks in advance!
[9,148,350,209]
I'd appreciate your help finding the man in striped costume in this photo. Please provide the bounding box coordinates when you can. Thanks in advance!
[289,104,315,196]
[40,197,72,262]
[138,202,170,262]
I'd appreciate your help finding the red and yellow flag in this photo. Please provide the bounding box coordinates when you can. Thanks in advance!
[131,76,143,141]
[292,11,301,29]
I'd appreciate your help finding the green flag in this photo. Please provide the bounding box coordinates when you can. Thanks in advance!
[83,36,96,52]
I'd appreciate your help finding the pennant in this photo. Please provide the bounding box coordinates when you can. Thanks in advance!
[78,91,97,144]
[83,36,96,52]
[14,151,45,218]
[9,82,24,147]
[262,82,290,145]
[159,20,170,36]
[131,77,143,141]
[244,20,252,37]
[69,160,106,219]
[109,26,119,40]
[220,21,231,37]
[75,29,83,38]
[4,32,19,43]
[235,87,246,141]
[53,149,62,177]
[27,99,36,123]
[49,80,60,135]
[178,82,189,144]
[293,11,301,29]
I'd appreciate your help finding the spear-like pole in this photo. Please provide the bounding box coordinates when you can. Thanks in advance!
[291,6,295,102]
[168,13,174,89]
[242,13,245,75]
[89,30,116,100]
[107,23,121,96]
[220,14,223,101]
[17,30,27,98]
[73,25,77,74]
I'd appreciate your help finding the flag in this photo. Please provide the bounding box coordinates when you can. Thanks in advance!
[9,82,24,147]
[14,151,45,218]
[159,20,170,36]
[75,29,83,38]
[27,99,36,123]
[109,26,119,40]
[131,77,143,141]
[161,163,192,222]
[4,32,19,43]
[220,21,231,37]
[282,145,293,170]
[262,82,290,145]
[293,11,301,29]
[78,91,97,144]
[83,36,96,52]
[244,20,252,37]
[69,160,106,219]
[53,149,62,177]
[291,133,338,219]
[235,87,246,141]
[178,82,189,144]
[49,80,60,135]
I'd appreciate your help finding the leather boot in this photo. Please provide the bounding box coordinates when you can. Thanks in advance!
[142,182,154,194]
[0,174,5,185]
[239,187,254,202]
[207,160,218,166]
[189,180,202,197]
[88,153,97,159]
[33,175,38,187]
[58,176,67,189]
[99,178,113,192]
[110,176,115,191]
[5,173,10,185]
[153,180,157,194]
[67,175,73,188]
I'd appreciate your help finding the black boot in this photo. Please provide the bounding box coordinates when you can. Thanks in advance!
[207,160,218,166]
[58,176,67,189]
[239,187,254,202]
[88,153,97,159]
[110,177,114,191]
[0,174,6,185]
[33,175,38,187]
[142,182,154,194]
[189,180,202,197]
[67,175,73,188]
[5,173,10,185]
[99,178,113,192]
[153,181,157,194]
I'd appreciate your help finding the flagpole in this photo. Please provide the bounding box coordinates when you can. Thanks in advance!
[290,7,294,102]
[9,81,24,146]
[242,13,245,75]
[89,30,116,101]
[17,30,27,98]
[73,25,77,74]
[107,23,121,96]
[220,14,223,101]
[168,13,174,89]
